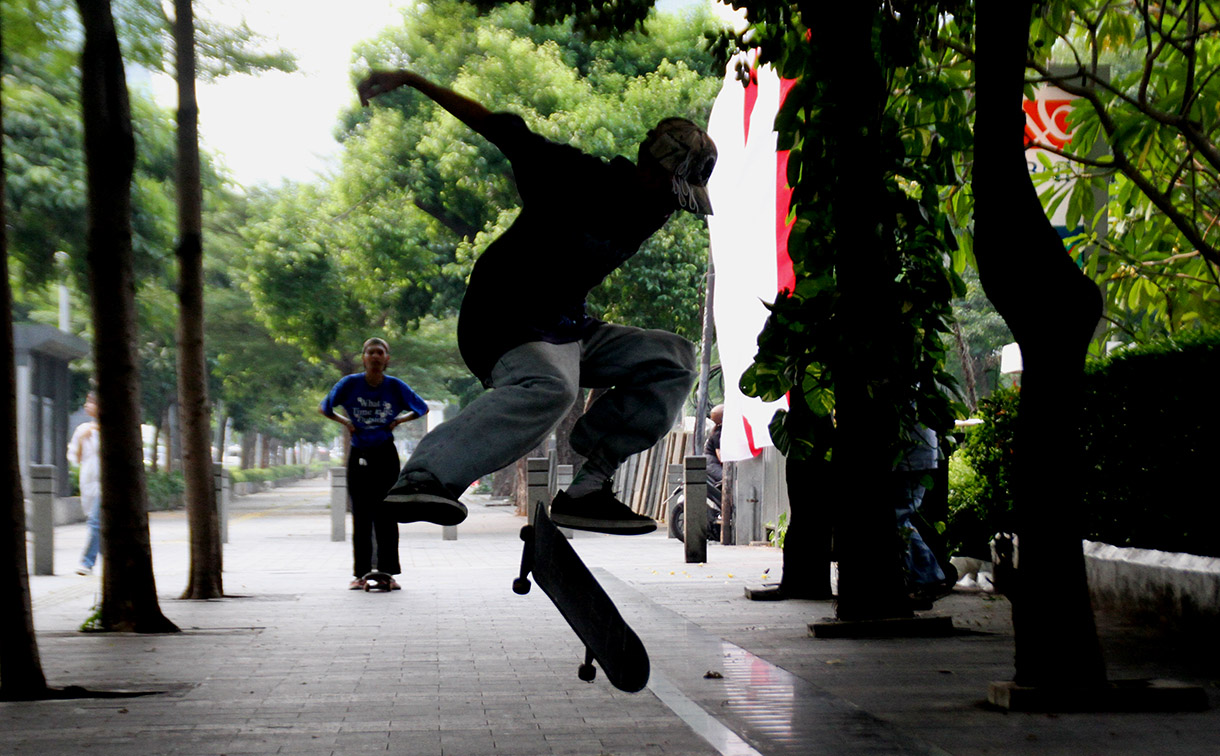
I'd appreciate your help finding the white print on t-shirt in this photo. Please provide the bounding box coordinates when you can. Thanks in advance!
[352,396,394,428]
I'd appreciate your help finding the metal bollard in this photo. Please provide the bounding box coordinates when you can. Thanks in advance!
[555,463,574,539]
[556,464,573,491]
[666,463,682,539]
[683,456,707,564]
[329,467,347,542]
[526,458,550,526]
[30,465,55,575]
[214,463,230,544]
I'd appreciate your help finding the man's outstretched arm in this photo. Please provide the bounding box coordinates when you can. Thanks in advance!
[358,70,498,141]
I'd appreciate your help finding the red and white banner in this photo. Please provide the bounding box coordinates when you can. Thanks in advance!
[705,54,795,462]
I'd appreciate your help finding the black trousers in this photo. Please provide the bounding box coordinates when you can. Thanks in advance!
[348,442,401,576]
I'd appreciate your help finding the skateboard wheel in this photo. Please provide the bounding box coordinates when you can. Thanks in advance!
[519,525,534,542]
[578,663,597,683]
[512,577,532,595]
[363,584,371,592]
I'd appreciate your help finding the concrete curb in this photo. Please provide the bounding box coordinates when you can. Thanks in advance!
[1085,539,1220,627]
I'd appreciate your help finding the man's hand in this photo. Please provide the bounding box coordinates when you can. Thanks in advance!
[357,70,416,107]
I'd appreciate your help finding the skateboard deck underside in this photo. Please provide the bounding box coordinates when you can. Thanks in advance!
[524,502,649,692]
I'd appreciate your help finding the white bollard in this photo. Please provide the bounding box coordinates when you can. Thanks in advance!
[329,467,347,542]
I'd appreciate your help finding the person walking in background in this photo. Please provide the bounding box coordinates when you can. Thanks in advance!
[68,391,101,576]
[896,422,954,608]
[320,338,430,590]
[356,69,717,535]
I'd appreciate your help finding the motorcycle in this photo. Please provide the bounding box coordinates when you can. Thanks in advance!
[666,479,724,542]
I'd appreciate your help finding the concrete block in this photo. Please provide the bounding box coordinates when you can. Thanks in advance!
[1084,540,1220,629]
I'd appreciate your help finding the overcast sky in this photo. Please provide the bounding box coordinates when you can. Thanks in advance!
[148,0,412,188]
[147,0,734,189]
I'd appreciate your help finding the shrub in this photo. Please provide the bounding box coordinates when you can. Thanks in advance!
[146,470,185,511]
[945,330,1220,559]
[228,462,328,484]
[944,387,1019,559]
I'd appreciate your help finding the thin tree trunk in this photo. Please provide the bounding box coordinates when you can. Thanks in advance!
[952,322,979,412]
[693,257,715,452]
[214,411,227,464]
[553,390,585,467]
[76,0,177,634]
[240,432,254,470]
[974,0,1105,686]
[163,404,174,474]
[150,422,161,473]
[174,0,222,600]
[0,25,52,695]
[779,385,833,599]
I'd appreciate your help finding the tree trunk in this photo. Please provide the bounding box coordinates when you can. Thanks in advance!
[174,0,222,600]
[974,0,1106,686]
[553,390,585,467]
[150,422,161,472]
[952,322,979,412]
[0,36,52,697]
[513,443,549,516]
[163,404,174,474]
[240,432,255,470]
[211,404,225,463]
[808,4,910,621]
[779,456,833,599]
[76,0,177,634]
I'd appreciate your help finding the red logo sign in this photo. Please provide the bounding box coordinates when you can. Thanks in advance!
[1023,99,1074,150]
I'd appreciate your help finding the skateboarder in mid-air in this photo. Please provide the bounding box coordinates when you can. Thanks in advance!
[356,69,717,535]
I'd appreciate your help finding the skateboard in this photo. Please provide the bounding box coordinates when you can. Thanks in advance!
[361,571,395,592]
[512,500,650,692]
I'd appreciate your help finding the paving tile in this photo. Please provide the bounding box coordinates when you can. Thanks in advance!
[15,480,1218,756]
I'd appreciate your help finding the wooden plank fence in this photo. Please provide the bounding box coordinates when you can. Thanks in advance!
[611,429,695,522]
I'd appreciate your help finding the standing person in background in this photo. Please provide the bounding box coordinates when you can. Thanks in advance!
[320,338,430,590]
[705,404,724,501]
[68,391,101,576]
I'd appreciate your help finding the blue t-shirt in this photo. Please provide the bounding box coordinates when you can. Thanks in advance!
[320,374,429,449]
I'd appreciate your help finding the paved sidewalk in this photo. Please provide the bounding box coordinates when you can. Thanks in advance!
[7,478,1218,756]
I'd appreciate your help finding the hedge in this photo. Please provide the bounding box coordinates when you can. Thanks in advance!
[946,329,1220,559]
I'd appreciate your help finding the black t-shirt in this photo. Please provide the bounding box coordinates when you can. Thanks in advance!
[456,113,673,381]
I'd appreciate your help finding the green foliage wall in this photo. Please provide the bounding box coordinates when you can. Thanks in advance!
[947,331,1220,559]
[1078,330,1220,557]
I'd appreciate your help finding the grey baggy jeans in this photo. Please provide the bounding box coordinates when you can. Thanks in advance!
[402,324,696,495]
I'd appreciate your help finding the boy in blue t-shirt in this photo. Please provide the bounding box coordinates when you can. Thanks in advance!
[320,338,443,589]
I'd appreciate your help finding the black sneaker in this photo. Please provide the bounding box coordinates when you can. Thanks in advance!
[383,473,468,526]
[549,483,657,535]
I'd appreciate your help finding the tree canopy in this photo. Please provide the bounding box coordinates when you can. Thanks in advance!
[240,0,727,404]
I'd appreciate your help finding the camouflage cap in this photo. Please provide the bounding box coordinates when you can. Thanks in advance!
[641,118,717,215]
